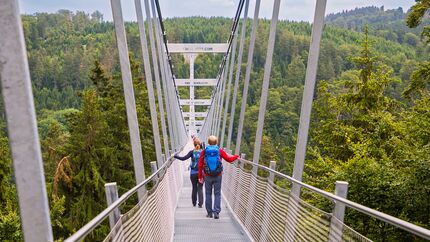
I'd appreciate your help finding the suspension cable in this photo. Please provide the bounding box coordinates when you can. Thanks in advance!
[201,0,246,134]
[153,0,187,133]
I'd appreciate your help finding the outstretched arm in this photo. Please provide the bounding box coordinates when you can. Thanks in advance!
[174,150,193,161]
[219,149,239,163]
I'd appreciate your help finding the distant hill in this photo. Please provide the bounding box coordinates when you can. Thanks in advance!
[326,6,430,46]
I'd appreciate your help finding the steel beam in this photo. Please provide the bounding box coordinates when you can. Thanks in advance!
[252,0,281,172]
[286,1,327,240]
[235,0,261,154]
[291,0,327,196]
[113,0,146,199]
[0,1,53,241]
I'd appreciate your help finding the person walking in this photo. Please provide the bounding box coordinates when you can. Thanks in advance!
[174,138,204,207]
[198,135,239,219]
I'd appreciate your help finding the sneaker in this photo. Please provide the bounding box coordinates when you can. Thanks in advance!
[193,203,196,207]
[198,205,202,208]
[206,213,213,218]
[214,213,219,219]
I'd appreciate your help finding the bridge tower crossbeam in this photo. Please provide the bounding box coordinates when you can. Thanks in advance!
[168,43,228,135]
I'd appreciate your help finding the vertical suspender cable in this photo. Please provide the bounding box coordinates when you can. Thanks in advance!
[151,2,175,152]
[143,0,168,166]
[216,55,230,137]
[220,33,238,147]
[235,0,261,154]
[150,0,173,156]
[154,0,188,142]
[212,67,222,138]
[135,0,163,169]
[214,63,227,137]
[200,0,245,137]
[226,0,250,150]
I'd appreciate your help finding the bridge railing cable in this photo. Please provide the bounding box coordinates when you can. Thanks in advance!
[221,158,430,241]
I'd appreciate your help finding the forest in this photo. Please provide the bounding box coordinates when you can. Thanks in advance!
[0,3,429,241]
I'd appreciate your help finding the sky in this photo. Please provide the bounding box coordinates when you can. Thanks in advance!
[19,0,415,22]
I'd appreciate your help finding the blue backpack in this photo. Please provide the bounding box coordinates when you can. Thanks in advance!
[190,150,200,171]
[204,145,223,176]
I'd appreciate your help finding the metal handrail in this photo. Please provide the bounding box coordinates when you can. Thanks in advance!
[64,151,181,242]
[238,158,430,240]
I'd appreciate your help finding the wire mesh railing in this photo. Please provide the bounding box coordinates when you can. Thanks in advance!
[104,158,182,242]
[64,150,184,242]
[222,158,430,242]
[222,161,368,242]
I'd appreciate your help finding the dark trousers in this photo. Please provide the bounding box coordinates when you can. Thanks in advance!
[204,175,222,214]
[190,173,203,206]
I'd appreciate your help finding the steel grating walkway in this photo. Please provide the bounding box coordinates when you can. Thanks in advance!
[173,168,251,241]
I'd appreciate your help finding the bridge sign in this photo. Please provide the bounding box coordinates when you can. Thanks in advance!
[168,43,228,53]
[175,79,217,86]
[179,99,211,106]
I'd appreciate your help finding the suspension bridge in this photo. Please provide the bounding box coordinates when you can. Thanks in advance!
[1,0,430,241]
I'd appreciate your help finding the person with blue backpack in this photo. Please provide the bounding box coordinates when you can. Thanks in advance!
[174,138,204,208]
[198,135,239,219]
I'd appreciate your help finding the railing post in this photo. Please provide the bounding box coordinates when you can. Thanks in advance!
[161,153,166,176]
[0,1,53,241]
[240,153,246,168]
[268,160,276,183]
[105,182,121,230]
[151,161,158,182]
[260,161,276,241]
[328,181,349,242]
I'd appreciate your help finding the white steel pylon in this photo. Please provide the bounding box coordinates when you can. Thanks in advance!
[168,43,228,135]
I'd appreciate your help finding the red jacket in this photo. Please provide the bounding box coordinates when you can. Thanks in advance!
[198,148,239,180]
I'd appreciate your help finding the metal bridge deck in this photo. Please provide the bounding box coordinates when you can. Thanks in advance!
[173,168,250,241]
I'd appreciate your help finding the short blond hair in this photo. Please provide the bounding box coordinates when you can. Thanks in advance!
[193,138,201,149]
[208,135,218,145]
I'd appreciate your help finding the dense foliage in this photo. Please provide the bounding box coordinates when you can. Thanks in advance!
[0,4,429,241]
